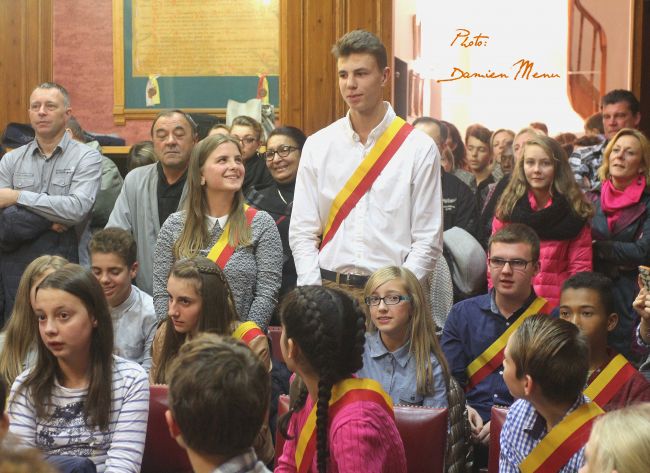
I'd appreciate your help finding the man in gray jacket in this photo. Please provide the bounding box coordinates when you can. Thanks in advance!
[107,109,197,294]
[0,82,102,320]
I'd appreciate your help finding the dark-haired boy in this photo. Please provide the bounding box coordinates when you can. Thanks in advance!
[166,334,271,473]
[559,272,650,410]
[90,227,157,371]
[442,223,551,449]
[500,315,602,472]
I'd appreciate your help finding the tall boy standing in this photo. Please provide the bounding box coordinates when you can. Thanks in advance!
[289,29,442,301]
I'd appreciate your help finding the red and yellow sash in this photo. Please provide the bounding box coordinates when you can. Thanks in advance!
[319,117,413,249]
[295,378,393,473]
[207,205,258,269]
[584,353,637,408]
[519,401,604,473]
[465,297,550,392]
[232,321,264,345]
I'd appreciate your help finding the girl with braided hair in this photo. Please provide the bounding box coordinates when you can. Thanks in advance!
[150,256,270,384]
[150,256,274,464]
[276,286,406,473]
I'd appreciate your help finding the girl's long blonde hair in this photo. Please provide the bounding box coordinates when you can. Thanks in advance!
[496,135,593,220]
[364,266,450,396]
[586,403,650,473]
[173,134,251,259]
[0,255,68,387]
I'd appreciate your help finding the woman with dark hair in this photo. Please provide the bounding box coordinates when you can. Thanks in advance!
[7,264,149,472]
[492,135,593,306]
[276,286,406,473]
[247,126,306,300]
[152,133,282,331]
[588,129,650,360]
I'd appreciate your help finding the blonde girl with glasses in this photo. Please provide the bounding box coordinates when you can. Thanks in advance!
[358,266,449,407]
[358,266,472,471]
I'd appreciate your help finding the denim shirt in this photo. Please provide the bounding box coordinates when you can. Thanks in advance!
[357,331,448,408]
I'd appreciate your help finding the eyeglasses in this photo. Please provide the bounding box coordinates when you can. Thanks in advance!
[365,294,412,306]
[488,257,533,271]
[235,136,258,145]
[265,145,299,161]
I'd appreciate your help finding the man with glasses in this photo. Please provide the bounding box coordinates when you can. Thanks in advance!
[441,223,551,467]
[289,30,442,302]
[230,115,274,194]
[107,109,197,295]
[0,82,102,320]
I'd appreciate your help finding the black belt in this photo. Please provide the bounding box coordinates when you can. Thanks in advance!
[320,269,369,288]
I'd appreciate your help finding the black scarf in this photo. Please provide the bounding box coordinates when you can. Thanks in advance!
[509,193,586,240]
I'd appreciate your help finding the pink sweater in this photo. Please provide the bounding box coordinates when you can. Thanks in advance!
[490,193,592,307]
[275,390,407,472]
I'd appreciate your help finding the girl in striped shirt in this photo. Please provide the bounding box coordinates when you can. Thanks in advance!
[7,264,149,473]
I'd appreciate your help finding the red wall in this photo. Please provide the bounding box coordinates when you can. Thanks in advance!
[53,0,150,144]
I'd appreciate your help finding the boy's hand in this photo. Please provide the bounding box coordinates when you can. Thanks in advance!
[466,405,485,441]
[476,421,491,445]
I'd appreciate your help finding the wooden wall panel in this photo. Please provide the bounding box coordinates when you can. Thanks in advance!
[280,0,393,135]
[0,0,52,134]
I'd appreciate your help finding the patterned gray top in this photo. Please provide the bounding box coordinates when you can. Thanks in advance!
[152,210,282,331]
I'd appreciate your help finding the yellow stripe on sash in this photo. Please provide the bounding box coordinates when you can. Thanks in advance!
[321,117,406,244]
[232,321,260,340]
[584,354,628,400]
[467,297,548,380]
[519,402,603,473]
[294,378,392,470]
[206,204,254,266]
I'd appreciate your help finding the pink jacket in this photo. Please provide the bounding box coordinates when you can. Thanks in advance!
[275,386,407,473]
[490,193,593,307]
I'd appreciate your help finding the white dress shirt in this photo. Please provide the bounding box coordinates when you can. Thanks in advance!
[289,103,442,284]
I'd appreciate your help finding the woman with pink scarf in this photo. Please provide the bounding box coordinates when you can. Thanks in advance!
[587,128,650,361]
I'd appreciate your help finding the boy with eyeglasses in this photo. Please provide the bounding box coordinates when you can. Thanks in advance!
[442,223,551,466]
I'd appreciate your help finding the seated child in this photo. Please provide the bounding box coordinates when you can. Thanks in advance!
[559,272,650,410]
[276,286,406,473]
[359,266,472,471]
[90,228,157,371]
[580,403,650,473]
[358,266,448,408]
[0,255,68,388]
[150,256,270,383]
[7,264,149,472]
[166,333,271,473]
[150,256,273,464]
[500,314,603,472]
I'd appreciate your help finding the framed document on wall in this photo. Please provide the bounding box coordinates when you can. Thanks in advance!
[112,0,279,124]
